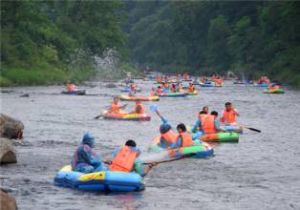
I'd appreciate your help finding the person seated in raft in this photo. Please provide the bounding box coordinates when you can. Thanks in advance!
[170,83,176,92]
[130,100,145,114]
[66,81,77,92]
[268,82,282,90]
[220,102,239,125]
[201,111,224,134]
[156,86,163,95]
[108,97,127,114]
[71,132,107,173]
[191,110,209,136]
[188,83,195,92]
[108,140,156,177]
[202,106,209,114]
[176,123,194,147]
[149,88,158,96]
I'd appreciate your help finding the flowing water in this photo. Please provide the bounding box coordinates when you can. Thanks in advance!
[1,81,300,210]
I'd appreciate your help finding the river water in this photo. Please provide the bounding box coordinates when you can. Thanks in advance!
[1,80,300,210]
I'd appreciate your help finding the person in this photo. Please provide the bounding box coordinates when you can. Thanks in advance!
[220,102,239,125]
[156,86,163,95]
[170,83,176,92]
[150,88,157,96]
[109,140,155,177]
[71,133,107,173]
[131,100,145,114]
[268,82,282,90]
[201,111,224,134]
[188,83,195,93]
[191,111,208,134]
[176,123,194,147]
[66,81,77,92]
[108,97,127,114]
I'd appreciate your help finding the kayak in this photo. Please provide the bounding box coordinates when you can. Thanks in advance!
[263,88,285,94]
[159,92,188,97]
[141,137,214,163]
[200,132,239,143]
[54,165,144,192]
[102,110,151,121]
[120,87,142,93]
[119,94,159,101]
[61,90,86,95]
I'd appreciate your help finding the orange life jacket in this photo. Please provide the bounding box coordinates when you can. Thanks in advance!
[221,110,236,124]
[109,146,138,172]
[189,85,194,92]
[179,132,193,147]
[161,129,178,144]
[110,103,121,113]
[202,115,217,134]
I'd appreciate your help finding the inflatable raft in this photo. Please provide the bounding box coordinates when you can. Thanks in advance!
[61,90,86,95]
[186,90,198,95]
[200,132,239,143]
[102,110,151,121]
[141,137,213,163]
[120,87,142,93]
[263,88,284,94]
[119,94,159,101]
[254,83,269,87]
[54,165,144,192]
[159,92,187,97]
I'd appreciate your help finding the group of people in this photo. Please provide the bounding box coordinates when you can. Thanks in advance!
[71,133,156,176]
[157,102,240,149]
[153,82,195,95]
[108,96,146,115]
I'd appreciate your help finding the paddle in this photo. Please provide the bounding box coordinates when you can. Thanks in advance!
[94,104,128,119]
[242,126,261,133]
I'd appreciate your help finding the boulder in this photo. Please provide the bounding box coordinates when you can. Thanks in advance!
[0,138,17,164]
[0,190,17,210]
[0,114,24,139]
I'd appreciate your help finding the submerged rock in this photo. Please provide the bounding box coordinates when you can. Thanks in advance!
[0,138,17,164]
[0,190,17,210]
[0,114,24,139]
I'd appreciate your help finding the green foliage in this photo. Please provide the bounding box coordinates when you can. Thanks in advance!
[124,1,300,87]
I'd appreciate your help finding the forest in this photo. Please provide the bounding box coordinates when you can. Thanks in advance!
[1,1,300,86]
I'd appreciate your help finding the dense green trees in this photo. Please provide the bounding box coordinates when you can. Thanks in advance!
[1,0,125,85]
[125,1,300,86]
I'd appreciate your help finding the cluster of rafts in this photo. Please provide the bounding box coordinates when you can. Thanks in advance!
[54,125,241,192]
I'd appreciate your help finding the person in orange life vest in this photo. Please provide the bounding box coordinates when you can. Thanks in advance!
[176,123,194,147]
[109,140,155,176]
[188,83,195,92]
[220,102,239,125]
[131,100,145,114]
[109,97,127,114]
[268,82,282,90]
[66,81,77,92]
[191,110,208,134]
[155,110,181,149]
[201,111,224,134]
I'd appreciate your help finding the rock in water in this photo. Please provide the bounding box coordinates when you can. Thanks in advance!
[0,190,17,210]
[0,114,24,139]
[0,138,17,164]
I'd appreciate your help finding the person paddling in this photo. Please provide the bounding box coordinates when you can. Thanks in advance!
[71,132,107,173]
[220,102,239,125]
[108,140,156,177]
[108,97,127,114]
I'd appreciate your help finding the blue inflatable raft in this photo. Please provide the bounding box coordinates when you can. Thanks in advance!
[54,165,145,192]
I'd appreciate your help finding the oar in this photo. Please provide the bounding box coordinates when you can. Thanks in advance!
[242,126,261,133]
[94,114,103,119]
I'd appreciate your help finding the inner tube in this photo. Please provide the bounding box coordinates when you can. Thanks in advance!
[159,92,187,97]
[102,111,151,121]
[61,90,86,95]
[119,95,159,101]
[200,132,239,143]
[263,88,285,94]
[54,165,145,192]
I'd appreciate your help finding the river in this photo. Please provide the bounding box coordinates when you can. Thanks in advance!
[1,80,300,210]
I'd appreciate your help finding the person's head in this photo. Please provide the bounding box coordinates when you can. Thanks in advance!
[225,102,232,111]
[211,111,218,118]
[113,96,120,103]
[158,86,161,89]
[125,139,136,147]
[202,106,209,114]
[160,124,171,134]
[176,123,187,133]
[82,132,95,148]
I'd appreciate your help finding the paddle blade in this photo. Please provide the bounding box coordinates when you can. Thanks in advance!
[247,127,261,133]
[149,104,158,112]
